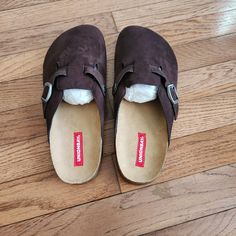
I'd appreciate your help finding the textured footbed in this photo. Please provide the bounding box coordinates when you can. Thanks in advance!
[50,101,101,184]
[116,99,168,184]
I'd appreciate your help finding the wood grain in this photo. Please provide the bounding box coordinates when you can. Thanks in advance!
[0,130,113,183]
[0,48,46,83]
[0,154,120,226]
[118,124,236,192]
[0,50,116,84]
[1,110,235,197]
[0,59,114,112]
[0,104,46,146]
[0,87,235,160]
[1,9,236,59]
[146,208,236,236]
[0,96,113,144]
[0,12,117,57]
[0,75,42,112]
[0,56,103,109]
[0,0,158,33]
[1,164,236,234]
[107,58,236,96]
[2,58,235,113]
[172,90,236,139]
[2,32,236,85]
[174,33,236,72]
[113,0,236,31]
[0,0,59,11]
[178,60,236,102]
[1,0,236,233]
[0,135,52,183]
[0,63,235,187]
[149,9,236,46]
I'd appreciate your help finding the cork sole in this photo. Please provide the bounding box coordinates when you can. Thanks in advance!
[50,101,101,184]
[116,99,168,184]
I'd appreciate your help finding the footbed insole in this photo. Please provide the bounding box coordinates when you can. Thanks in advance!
[50,101,101,184]
[116,99,168,183]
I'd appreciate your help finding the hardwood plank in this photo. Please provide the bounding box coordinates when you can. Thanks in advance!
[172,90,236,139]
[1,5,236,60]
[0,75,42,112]
[1,116,234,226]
[1,89,234,184]
[0,0,158,33]
[0,47,116,84]
[107,53,236,109]
[1,98,235,187]
[1,164,236,233]
[0,118,114,183]
[0,59,114,112]
[0,12,117,57]
[0,67,116,120]
[149,9,236,46]
[1,9,236,60]
[0,0,59,11]
[105,34,117,67]
[0,48,46,83]
[107,59,114,89]
[0,102,114,148]
[0,0,235,233]
[107,59,236,97]
[1,83,235,147]
[107,88,114,113]
[103,120,115,157]
[178,60,236,102]
[118,123,236,192]
[174,33,236,72]
[0,154,120,226]
[0,104,46,146]
[113,0,236,31]
[2,33,236,84]
[0,135,52,183]
[146,208,236,236]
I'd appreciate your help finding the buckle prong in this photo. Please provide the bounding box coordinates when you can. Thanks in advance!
[167,84,179,105]
[41,82,52,103]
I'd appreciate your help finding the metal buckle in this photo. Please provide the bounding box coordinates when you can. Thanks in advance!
[41,82,52,103]
[167,84,179,105]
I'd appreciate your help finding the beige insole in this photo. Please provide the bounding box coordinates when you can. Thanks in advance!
[116,99,168,184]
[50,101,101,184]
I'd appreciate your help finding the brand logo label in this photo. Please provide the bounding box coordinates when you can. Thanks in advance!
[135,132,146,167]
[74,132,84,166]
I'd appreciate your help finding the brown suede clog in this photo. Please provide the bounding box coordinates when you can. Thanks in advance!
[113,26,179,184]
[42,25,106,184]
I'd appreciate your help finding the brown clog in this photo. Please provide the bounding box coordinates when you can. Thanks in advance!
[113,26,179,184]
[41,25,106,184]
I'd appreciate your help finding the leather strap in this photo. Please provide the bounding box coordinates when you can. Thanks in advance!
[84,65,106,96]
[42,67,67,118]
[112,63,179,119]
[150,65,179,119]
[42,64,106,119]
[112,64,134,95]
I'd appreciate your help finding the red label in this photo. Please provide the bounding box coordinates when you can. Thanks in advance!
[135,133,146,167]
[74,132,84,166]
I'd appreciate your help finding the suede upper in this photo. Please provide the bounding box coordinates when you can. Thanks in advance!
[42,25,107,139]
[113,26,179,143]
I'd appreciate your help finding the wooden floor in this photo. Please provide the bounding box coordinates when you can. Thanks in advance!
[0,0,236,235]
